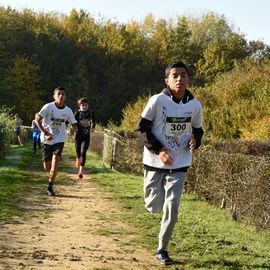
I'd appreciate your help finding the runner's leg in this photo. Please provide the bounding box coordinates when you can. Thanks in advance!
[33,137,37,153]
[78,137,90,177]
[157,172,186,252]
[144,169,165,213]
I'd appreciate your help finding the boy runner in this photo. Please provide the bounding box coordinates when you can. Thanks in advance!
[36,86,77,196]
[136,60,204,264]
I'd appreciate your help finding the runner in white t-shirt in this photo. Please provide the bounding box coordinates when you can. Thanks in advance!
[136,60,204,265]
[36,86,77,196]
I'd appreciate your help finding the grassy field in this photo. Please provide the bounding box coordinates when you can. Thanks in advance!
[1,142,270,269]
[86,157,270,270]
[0,144,45,219]
[0,143,74,220]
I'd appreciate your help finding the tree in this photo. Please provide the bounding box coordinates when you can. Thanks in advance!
[248,40,270,59]
[197,32,248,83]
[188,12,249,83]
[6,56,44,122]
[167,17,192,62]
[195,59,270,139]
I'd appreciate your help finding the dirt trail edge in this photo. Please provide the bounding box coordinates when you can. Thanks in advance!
[0,170,157,269]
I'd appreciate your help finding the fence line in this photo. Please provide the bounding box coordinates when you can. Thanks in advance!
[102,129,126,170]
[94,130,270,229]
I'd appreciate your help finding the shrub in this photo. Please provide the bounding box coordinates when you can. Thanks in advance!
[0,107,16,159]
[187,142,270,229]
[113,137,143,175]
[193,59,270,140]
[120,95,149,132]
[93,129,270,229]
[90,131,104,157]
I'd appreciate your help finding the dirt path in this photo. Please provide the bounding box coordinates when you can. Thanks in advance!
[0,169,158,269]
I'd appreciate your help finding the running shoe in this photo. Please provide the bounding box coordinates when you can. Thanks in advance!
[156,250,173,265]
[47,186,56,196]
[78,173,83,179]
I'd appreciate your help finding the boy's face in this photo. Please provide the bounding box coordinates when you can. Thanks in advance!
[53,90,66,106]
[165,67,189,98]
[80,102,89,111]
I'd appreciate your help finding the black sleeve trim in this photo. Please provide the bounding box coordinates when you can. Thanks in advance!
[193,127,204,149]
[74,111,79,127]
[135,117,163,154]
[91,111,96,128]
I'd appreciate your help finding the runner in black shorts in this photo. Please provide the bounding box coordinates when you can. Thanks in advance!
[43,142,64,162]
[36,86,77,196]
[74,97,96,178]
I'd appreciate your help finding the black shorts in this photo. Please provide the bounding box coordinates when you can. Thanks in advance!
[42,142,64,162]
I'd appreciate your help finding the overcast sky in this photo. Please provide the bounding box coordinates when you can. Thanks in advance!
[1,0,270,44]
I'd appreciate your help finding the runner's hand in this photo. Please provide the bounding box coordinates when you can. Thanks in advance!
[189,134,196,154]
[45,133,53,141]
[158,148,172,165]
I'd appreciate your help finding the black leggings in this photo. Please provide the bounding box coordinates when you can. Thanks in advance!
[75,136,90,167]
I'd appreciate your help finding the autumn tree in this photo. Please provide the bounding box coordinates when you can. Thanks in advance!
[195,59,270,139]
[6,56,44,121]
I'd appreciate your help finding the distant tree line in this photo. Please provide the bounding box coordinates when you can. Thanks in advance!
[0,6,269,132]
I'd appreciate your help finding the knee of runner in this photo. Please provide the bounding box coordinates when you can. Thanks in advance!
[164,200,180,216]
[49,169,57,177]
[145,203,163,213]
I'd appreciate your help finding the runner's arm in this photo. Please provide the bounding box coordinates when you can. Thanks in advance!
[71,123,77,134]
[135,117,163,154]
[35,113,53,140]
[35,114,47,135]
[192,127,204,149]
[91,111,96,129]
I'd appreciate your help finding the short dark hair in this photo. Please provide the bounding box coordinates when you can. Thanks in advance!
[77,97,89,106]
[165,60,188,78]
[54,86,67,95]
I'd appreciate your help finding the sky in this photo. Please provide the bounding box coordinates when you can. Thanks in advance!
[1,0,270,45]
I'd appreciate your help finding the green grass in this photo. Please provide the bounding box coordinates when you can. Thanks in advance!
[0,144,44,219]
[80,143,270,270]
[1,141,270,269]
[0,142,74,220]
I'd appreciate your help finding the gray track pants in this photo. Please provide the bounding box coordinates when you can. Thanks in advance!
[144,169,186,252]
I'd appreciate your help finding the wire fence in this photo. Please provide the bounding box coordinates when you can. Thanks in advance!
[91,130,270,229]
[102,129,127,170]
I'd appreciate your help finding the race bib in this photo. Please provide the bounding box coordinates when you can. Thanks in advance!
[165,117,191,136]
[51,118,65,129]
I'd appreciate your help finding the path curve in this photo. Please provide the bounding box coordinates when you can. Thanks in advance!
[0,171,157,269]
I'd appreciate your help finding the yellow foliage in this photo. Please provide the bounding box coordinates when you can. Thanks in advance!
[6,56,44,121]
[242,115,270,140]
[198,59,270,140]
[120,95,149,132]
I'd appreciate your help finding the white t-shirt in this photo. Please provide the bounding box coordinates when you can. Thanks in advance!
[141,93,203,169]
[38,102,76,145]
